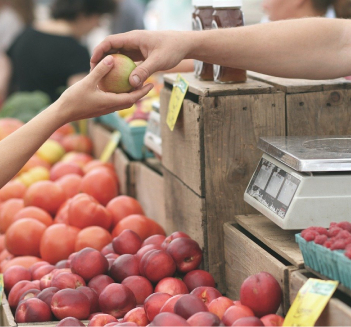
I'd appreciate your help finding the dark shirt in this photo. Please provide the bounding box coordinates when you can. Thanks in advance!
[7,27,90,102]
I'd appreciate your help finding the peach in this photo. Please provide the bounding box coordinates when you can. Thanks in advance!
[32,264,56,280]
[112,229,142,255]
[161,232,191,250]
[37,286,59,307]
[50,162,84,181]
[88,274,114,296]
[101,243,115,255]
[3,265,31,294]
[142,234,166,247]
[232,317,264,326]
[151,312,190,326]
[15,298,52,323]
[56,317,85,326]
[183,270,216,292]
[144,292,172,321]
[70,247,109,282]
[110,254,140,282]
[135,244,162,261]
[155,277,189,296]
[260,314,284,326]
[240,272,282,318]
[51,288,91,320]
[167,238,202,273]
[222,305,254,326]
[174,294,208,319]
[18,288,41,303]
[77,286,99,314]
[29,261,50,274]
[208,296,234,319]
[51,272,86,289]
[187,311,221,326]
[121,276,153,305]
[8,280,40,310]
[55,260,70,269]
[139,250,176,283]
[106,253,120,260]
[123,307,149,326]
[160,294,183,313]
[190,286,222,307]
[99,283,137,318]
[88,313,117,326]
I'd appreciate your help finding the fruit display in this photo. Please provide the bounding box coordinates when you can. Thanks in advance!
[297,222,351,289]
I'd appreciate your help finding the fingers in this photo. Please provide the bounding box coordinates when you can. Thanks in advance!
[87,56,114,85]
[129,56,161,88]
[90,36,118,70]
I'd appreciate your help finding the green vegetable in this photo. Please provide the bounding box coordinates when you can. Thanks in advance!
[0,91,51,123]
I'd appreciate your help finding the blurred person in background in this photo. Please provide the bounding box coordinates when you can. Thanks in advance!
[0,0,116,105]
[0,0,34,53]
[261,0,335,22]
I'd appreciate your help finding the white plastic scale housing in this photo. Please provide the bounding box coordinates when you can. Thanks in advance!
[244,136,351,229]
[144,102,162,157]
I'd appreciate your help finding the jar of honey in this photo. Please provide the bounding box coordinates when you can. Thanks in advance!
[192,0,214,80]
[212,0,247,83]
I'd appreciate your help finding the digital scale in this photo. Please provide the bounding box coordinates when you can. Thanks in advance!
[144,101,162,159]
[244,136,351,229]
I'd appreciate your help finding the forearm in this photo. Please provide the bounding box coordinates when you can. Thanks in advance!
[0,102,66,187]
[187,18,351,79]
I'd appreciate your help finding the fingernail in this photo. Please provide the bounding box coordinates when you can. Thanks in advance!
[103,56,113,65]
[132,75,141,86]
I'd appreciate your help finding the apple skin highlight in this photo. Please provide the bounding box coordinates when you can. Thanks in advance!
[98,54,137,94]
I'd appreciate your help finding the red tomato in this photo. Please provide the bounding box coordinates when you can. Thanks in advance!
[50,162,84,181]
[61,134,93,154]
[0,181,26,201]
[13,206,53,227]
[0,198,24,233]
[55,174,82,199]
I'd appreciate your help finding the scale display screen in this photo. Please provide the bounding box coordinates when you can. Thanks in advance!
[246,158,300,218]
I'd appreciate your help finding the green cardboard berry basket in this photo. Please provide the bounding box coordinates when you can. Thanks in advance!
[296,233,351,288]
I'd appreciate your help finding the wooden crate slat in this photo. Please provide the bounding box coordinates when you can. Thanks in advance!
[89,121,113,161]
[113,148,130,196]
[235,214,304,268]
[160,88,204,196]
[164,73,274,97]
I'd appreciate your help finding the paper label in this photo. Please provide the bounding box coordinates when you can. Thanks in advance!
[99,131,121,163]
[283,278,338,326]
[166,74,189,131]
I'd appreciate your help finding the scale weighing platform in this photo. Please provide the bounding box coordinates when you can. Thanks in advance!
[244,136,351,229]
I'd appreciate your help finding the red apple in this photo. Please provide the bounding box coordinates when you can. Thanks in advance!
[232,317,264,326]
[50,272,86,289]
[88,313,117,327]
[51,288,91,320]
[37,286,60,307]
[222,305,254,326]
[161,232,191,250]
[144,292,172,321]
[160,294,183,314]
[240,272,282,318]
[187,311,221,326]
[112,229,142,255]
[123,306,149,326]
[15,298,52,323]
[3,265,32,294]
[190,286,222,306]
[70,247,109,282]
[174,294,208,319]
[99,283,137,318]
[121,276,153,305]
[151,312,190,326]
[260,314,285,326]
[155,277,189,296]
[142,235,166,247]
[88,274,114,297]
[183,270,216,292]
[166,238,202,273]
[77,286,99,314]
[8,280,40,310]
[208,296,234,320]
[56,317,85,326]
[110,254,140,282]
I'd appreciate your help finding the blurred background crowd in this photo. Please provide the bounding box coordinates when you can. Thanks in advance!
[1,0,351,112]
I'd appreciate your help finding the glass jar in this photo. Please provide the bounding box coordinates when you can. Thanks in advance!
[212,0,247,83]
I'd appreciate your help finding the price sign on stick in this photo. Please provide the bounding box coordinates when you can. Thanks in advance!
[100,131,121,163]
[166,74,189,131]
[283,278,338,326]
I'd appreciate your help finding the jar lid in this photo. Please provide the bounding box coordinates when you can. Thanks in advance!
[196,0,213,6]
[213,0,242,8]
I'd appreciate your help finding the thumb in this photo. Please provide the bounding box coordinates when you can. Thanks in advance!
[88,55,114,85]
[129,56,159,88]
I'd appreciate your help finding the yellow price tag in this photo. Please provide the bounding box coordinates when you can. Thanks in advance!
[166,74,189,131]
[79,119,88,135]
[284,278,338,327]
[100,131,121,163]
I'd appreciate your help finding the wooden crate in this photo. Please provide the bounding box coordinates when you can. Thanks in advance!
[290,270,351,326]
[160,73,286,292]
[88,120,113,162]
[223,219,301,315]
[1,294,16,327]
[130,160,167,232]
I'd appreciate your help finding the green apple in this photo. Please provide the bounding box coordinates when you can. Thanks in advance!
[98,54,137,94]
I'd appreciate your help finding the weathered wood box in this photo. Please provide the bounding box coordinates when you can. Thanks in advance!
[160,72,351,292]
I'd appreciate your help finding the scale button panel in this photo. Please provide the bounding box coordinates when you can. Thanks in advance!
[246,158,301,218]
